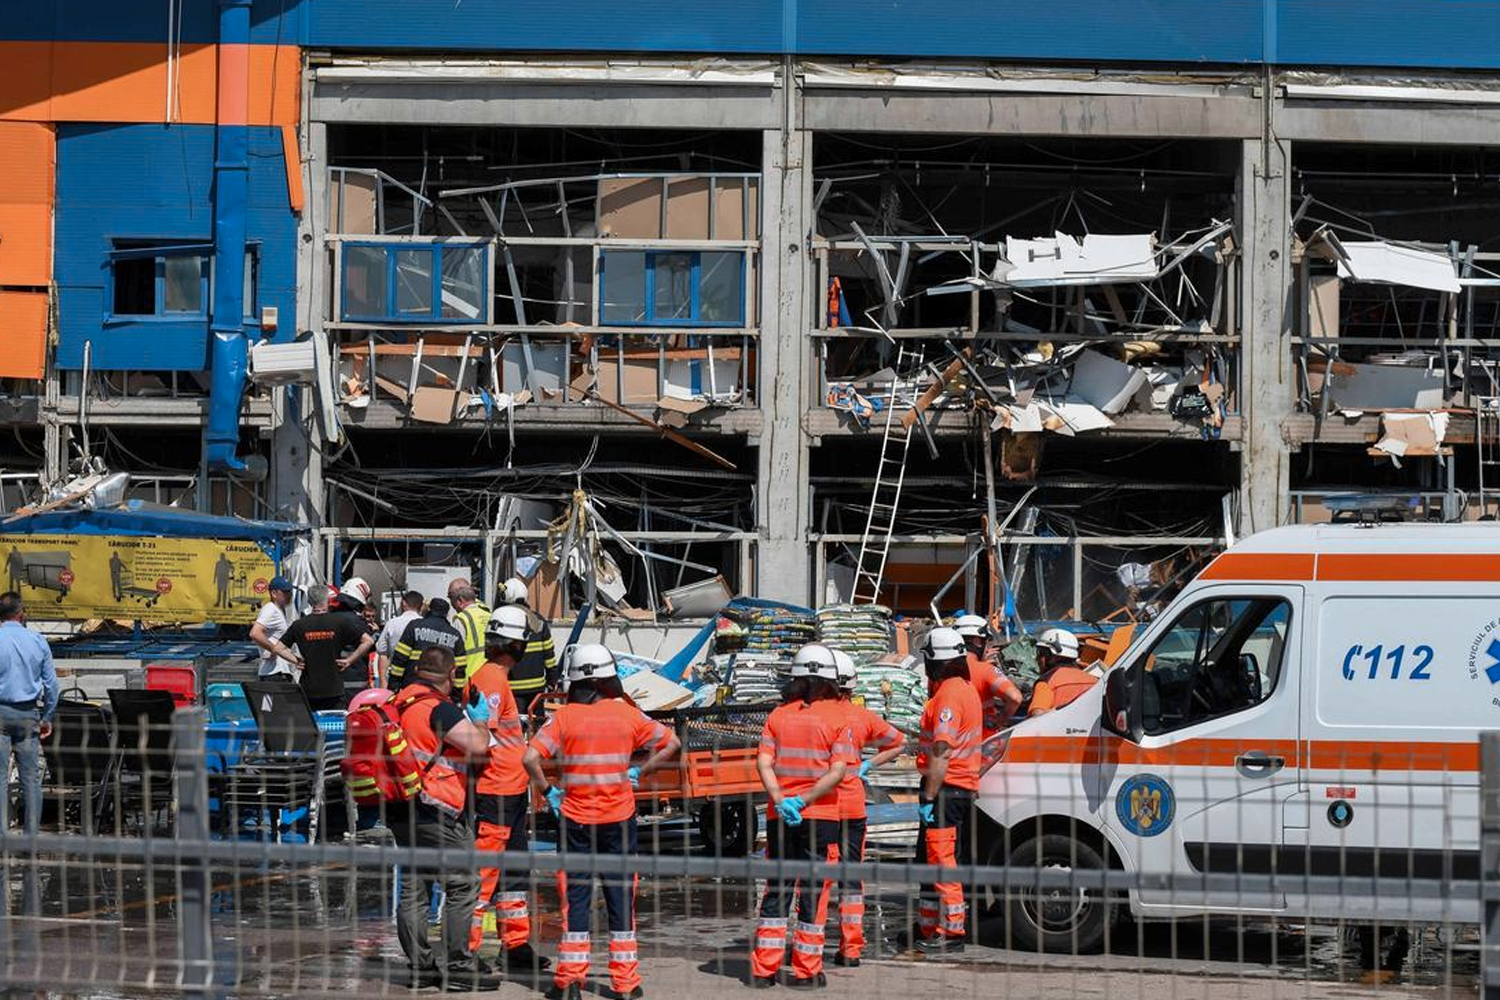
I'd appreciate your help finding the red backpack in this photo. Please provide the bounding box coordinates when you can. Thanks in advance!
[341,693,423,807]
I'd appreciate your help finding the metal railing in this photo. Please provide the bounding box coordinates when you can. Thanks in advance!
[2,707,1494,998]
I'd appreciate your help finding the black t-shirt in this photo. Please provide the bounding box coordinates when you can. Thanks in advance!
[283,610,368,699]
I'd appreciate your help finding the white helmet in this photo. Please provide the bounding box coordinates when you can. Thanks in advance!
[486,604,530,643]
[566,643,618,682]
[922,626,967,663]
[1036,627,1080,661]
[954,614,989,640]
[501,577,529,605]
[340,577,371,603]
[790,643,839,682]
[832,649,858,690]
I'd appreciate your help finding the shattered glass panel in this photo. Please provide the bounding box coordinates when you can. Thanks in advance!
[652,252,696,321]
[601,251,648,324]
[439,246,484,321]
[162,255,204,314]
[395,249,434,316]
[342,246,387,319]
[698,251,744,325]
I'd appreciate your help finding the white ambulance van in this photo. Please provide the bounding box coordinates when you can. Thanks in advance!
[980,521,1494,953]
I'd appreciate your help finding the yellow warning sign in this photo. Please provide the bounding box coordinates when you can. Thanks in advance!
[0,533,275,624]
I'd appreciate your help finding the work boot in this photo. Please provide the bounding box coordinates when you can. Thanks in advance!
[749,975,779,989]
[914,936,965,957]
[545,984,584,1000]
[606,988,645,1000]
[440,964,502,992]
[832,954,860,968]
[784,973,827,990]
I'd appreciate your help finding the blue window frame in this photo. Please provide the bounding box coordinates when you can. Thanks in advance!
[106,241,261,323]
[600,250,746,327]
[340,242,488,324]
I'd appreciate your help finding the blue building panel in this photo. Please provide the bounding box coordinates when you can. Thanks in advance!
[0,0,304,45]
[303,0,783,55]
[54,123,298,371]
[1275,0,1500,69]
[793,0,1263,63]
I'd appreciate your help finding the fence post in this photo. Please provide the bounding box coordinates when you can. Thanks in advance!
[1482,731,1500,1000]
[173,707,212,999]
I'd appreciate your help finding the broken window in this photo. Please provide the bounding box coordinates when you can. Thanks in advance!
[109,242,212,319]
[601,250,746,327]
[339,242,489,324]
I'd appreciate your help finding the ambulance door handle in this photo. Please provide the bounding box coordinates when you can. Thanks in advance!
[1235,752,1285,778]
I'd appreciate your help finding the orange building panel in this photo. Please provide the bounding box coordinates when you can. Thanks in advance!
[0,291,50,380]
[0,122,54,287]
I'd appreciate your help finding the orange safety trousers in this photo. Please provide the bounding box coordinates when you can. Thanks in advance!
[554,818,640,994]
[469,792,533,952]
[751,819,839,982]
[917,790,972,941]
[833,819,868,959]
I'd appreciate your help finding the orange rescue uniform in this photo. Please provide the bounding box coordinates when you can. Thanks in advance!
[751,701,854,983]
[916,675,983,942]
[462,660,533,952]
[967,653,1023,735]
[1028,666,1099,716]
[830,701,901,961]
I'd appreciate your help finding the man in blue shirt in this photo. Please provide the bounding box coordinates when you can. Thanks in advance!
[0,591,58,833]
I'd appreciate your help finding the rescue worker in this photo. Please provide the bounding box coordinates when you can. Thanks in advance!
[954,614,1023,735]
[829,649,903,968]
[388,597,465,690]
[391,645,498,990]
[1027,627,1098,717]
[522,644,681,1000]
[462,604,550,974]
[913,626,982,955]
[449,579,491,685]
[750,644,853,990]
[497,577,557,707]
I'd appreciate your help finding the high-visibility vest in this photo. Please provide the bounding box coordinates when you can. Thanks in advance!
[453,602,492,683]
[832,701,901,821]
[397,685,468,817]
[463,660,529,796]
[918,676,984,792]
[1028,667,1099,717]
[530,699,672,825]
[758,700,854,822]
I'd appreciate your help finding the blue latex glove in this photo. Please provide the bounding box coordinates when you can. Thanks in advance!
[464,692,491,726]
[858,759,873,780]
[777,795,805,827]
[546,785,564,817]
[627,766,642,788]
[918,802,936,825]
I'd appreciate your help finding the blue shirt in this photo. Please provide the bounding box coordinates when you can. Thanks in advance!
[0,620,58,720]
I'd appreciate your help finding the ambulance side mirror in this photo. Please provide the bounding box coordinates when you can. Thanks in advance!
[1103,667,1139,741]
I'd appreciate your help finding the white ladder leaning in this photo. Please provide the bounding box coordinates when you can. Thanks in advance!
[852,345,922,605]
[1478,394,1500,518]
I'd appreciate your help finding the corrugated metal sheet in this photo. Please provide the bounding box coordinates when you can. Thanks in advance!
[0,122,54,287]
[53,123,297,372]
[0,0,303,46]
[1276,0,1500,70]
[0,291,49,380]
[6,0,1500,69]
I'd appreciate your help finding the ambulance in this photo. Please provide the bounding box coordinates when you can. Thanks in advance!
[979,521,1494,953]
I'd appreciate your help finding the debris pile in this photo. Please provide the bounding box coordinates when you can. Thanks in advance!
[851,655,926,736]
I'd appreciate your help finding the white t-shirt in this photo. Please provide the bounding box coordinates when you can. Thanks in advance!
[255,601,292,677]
[377,609,421,657]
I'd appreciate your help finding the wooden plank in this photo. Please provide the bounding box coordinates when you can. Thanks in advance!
[587,391,737,471]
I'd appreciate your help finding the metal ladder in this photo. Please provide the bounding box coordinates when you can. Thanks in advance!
[852,345,921,605]
[1478,393,1500,518]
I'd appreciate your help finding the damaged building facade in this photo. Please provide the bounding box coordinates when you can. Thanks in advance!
[2,1,1499,621]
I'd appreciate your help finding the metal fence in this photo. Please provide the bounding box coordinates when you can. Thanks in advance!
[2,707,1496,999]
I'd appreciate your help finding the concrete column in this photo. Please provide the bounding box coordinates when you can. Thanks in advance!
[1238,137,1293,534]
[272,120,327,525]
[756,81,813,603]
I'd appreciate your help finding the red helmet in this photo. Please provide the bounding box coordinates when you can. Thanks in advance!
[347,687,392,712]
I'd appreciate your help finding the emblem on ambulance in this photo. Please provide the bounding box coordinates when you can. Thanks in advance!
[1116,774,1174,837]
[1467,617,1500,706]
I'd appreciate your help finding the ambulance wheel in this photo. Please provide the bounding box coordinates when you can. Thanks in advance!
[1006,834,1110,954]
[698,800,755,857]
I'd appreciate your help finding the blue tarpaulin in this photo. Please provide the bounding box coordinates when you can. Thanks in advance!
[3,500,307,554]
